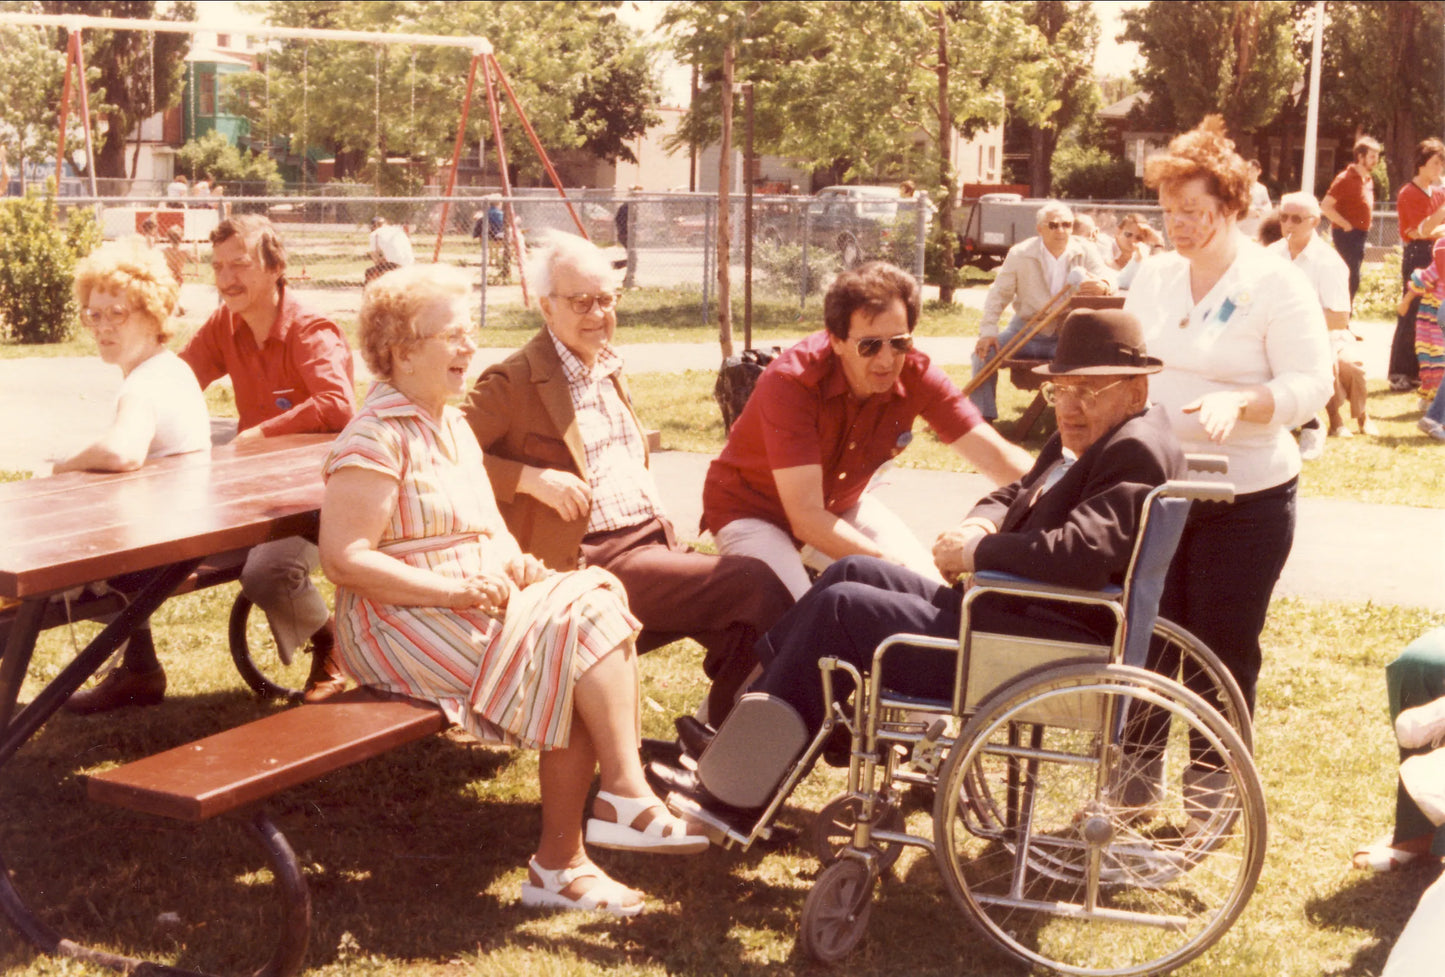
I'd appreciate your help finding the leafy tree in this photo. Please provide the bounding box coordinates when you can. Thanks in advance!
[0,183,102,344]
[229,1,659,182]
[1121,0,1300,138]
[13,0,195,179]
[1012,1,1102,197]
[175,129,281,192]
[0,23,78,190]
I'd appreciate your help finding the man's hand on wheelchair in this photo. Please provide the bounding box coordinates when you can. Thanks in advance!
[933,521,994,580]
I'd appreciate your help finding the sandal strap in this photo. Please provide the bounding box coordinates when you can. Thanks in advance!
[527,855,633,911]
[595,790,689,839]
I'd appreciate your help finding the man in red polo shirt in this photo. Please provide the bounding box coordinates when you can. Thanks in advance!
[1321,136,1381,303]
[185,216,355,702]
[702,261,1033,599]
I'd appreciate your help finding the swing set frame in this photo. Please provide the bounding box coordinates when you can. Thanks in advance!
[0,10,592,303]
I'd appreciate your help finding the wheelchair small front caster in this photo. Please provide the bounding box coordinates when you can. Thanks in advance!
[798,857,874,963]
[810,793,905,872]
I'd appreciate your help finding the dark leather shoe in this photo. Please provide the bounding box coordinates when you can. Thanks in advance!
[639,737,684,766]
[302,618,347,704]
[674,715,716,758]
[644,761,763,819]
[65,666,166,715]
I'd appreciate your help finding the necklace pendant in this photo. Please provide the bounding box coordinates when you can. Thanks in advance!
[1178,314,1190,329]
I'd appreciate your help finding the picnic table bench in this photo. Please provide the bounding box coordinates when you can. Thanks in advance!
[0,434,447,975]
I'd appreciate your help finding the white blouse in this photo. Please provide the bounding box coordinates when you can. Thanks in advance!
[1123,237,1333,494]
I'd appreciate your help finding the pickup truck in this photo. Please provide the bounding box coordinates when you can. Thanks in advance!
[758,185,931,268]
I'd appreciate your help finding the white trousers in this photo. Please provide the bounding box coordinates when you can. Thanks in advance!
[713,492,944,600]
[240,537,331,661]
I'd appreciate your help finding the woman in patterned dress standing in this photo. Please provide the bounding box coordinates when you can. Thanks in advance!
[319,264,705,919]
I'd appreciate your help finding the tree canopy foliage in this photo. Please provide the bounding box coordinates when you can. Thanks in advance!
[1121,0,1300,138]
[0,0,193,180]
[1013,1,1101,196]
[228,1,659,182]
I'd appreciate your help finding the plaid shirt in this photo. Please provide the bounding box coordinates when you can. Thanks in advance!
[551,334,661,535]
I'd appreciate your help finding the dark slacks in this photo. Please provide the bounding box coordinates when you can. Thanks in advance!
[754,557,1108,738]
[1386,631,1445,854]
[1157,478,1297,717]
[1392,239,1434,382]
[581,517,794,721]
[1332,227,1367,301]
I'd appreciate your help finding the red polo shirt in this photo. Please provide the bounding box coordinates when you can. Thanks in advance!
[1398,181,1445,242]
[1326,165,1373,231]
[180,285,356,435]
[702,330,982,536]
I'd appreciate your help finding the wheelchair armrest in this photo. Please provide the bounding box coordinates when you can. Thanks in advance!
[970,570,1123,604]
[1160,479,1235,504]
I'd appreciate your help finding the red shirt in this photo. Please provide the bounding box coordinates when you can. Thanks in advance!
[180,285,356,435]
[702,330,982,535]
[1398,181,1445,241]
[1326,165,1373,231]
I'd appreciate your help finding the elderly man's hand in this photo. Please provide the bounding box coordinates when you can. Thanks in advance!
[1076,276,1111,297]
[974,335,1000,360]
[933,523,992,579]
[522,466,591,522]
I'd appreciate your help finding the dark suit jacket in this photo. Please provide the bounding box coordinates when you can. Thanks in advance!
[970,405,1184,590]
[460,329,650,571]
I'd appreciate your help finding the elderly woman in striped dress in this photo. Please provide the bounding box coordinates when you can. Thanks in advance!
[318,264,705,919]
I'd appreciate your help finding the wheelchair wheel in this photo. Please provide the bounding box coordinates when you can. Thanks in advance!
[933,663,1266,977]
[810,793,906,872]
[1151,618,1253,752]
[798,857,874,964]
[228,594,307,702]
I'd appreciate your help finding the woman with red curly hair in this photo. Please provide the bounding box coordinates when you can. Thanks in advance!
[1123,117,1332,730]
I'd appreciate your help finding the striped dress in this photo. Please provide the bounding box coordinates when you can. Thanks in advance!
[324,382,640,750]
[1411,266,1445,401]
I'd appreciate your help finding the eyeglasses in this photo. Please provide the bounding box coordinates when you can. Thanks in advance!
[1280,213,1312,224]
[556,292,618,316]
[853,334,914,357]
[1121,230,1137,240]
[428,327,476,350]
[1045,220,1074,231]
[1041,377,1127,409]
[81,306,133,329]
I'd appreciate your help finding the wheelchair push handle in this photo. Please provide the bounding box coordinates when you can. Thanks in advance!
[1160,479,1235,505]
[1184,452,1230,474]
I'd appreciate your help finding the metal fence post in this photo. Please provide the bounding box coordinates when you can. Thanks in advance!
[479,225,488,326]
[801,201,811,314]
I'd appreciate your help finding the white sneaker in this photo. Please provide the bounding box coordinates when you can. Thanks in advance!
[1418,417,1445,441]
[1298,425,1326,460]
[1397,697,1445,749]
[1330,425,1353,439]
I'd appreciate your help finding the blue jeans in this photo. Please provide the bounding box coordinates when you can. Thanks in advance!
[1426,382,1445,426]
[968,314,1059,420]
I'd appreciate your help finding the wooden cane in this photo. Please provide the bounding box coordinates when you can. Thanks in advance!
[962,281,1078,397]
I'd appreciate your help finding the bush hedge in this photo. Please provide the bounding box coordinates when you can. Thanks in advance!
[0,184,102,345]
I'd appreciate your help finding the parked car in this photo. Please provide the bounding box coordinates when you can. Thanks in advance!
[754,185,932,268]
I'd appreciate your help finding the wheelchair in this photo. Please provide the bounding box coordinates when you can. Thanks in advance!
[664,478,1266,976]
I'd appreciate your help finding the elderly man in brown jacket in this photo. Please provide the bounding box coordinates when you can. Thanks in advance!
[462,233,792,728]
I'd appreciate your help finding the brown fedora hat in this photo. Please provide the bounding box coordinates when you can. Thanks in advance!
[1033,308,1163,376]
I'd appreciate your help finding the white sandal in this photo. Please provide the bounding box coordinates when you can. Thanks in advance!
[585,790,710,854]
[519,856,644,916]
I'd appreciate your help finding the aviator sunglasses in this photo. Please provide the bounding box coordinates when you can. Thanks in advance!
[853,334,914,357]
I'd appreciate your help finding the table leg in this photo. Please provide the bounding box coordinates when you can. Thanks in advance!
[0,559,200,767]
[0,598,45,734]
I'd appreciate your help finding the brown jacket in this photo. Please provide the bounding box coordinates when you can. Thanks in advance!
[460,330,650,570]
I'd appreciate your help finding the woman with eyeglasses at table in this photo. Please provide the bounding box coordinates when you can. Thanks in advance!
[701,261,1033,600]
[1122,116,1332,726]
[318,264,706,919]
[55,237,212,714]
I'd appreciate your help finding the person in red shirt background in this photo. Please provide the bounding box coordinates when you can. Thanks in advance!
[183,215,356,703]
[1388,139,1445,391]
[1320,136,1380,305]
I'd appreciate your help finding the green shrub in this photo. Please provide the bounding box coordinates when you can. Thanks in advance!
[176,130,283,194]
[754,241,838,298]
[0,184,102,345]
[1356,249,1402,321]
[1051,144,1141,200]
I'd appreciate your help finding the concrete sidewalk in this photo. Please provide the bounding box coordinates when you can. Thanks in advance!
[3,349,1440,610]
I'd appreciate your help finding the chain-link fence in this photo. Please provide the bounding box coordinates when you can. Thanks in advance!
[52,188,931,328]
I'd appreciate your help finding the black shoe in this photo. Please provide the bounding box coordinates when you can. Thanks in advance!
[674,715,716,758]
[644,760,765,822]
[639,737,684,766]
[822,724,853,768]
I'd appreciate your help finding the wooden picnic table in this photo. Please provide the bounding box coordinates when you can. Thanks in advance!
[0,433,332,970]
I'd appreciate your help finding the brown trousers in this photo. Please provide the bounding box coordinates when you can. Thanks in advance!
[580,517,794,722]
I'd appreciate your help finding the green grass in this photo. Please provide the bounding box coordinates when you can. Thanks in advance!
[1,591,1440,976]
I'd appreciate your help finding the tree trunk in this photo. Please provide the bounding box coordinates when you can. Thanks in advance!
[717,44,734,358]
[936,8,954,304]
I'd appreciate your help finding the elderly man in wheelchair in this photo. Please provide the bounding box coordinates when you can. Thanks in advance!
[647,308,1266,973]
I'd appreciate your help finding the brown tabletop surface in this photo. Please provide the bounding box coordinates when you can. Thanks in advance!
[0,434,332,600]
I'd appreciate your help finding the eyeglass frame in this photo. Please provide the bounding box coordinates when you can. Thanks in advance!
[852,334,914,358]
[1040,376,1129,409]
[80,305,134,330]
[1044,220,1074,231]
[553,292,619,316]
[1279,212,1314,224]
